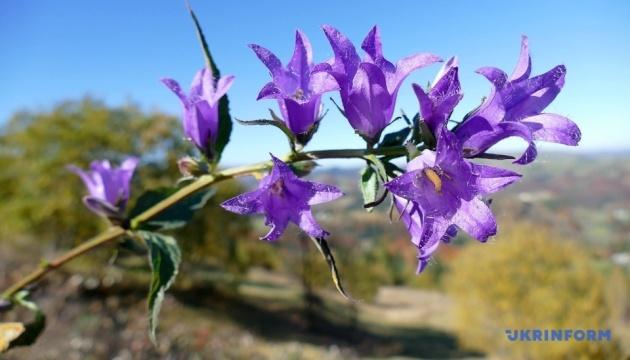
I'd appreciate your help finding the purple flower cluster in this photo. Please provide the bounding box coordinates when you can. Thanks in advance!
[222,30,580,272]
[71,26,580,274]
[454,36,580,164]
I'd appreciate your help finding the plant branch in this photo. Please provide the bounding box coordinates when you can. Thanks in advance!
[1,145,409,300]
[1,226,126,299]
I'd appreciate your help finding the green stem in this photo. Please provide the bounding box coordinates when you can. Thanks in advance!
[1,145,408,300]
[1,226,126,299]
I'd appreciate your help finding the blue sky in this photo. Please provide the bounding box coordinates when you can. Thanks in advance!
[1,0,629,166]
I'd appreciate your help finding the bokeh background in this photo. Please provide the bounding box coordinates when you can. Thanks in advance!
[1,1,629,359]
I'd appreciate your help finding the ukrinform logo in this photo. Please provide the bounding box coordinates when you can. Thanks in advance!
[505,329,612,342]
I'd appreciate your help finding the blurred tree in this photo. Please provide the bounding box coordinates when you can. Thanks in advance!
[446,223,623,359]
[0,97,186,247]
[0,97,278,275]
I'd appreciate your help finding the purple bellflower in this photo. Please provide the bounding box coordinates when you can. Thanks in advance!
[412,57,463,136]
[162,68,234,157]
[250,31,338,141]
[454,36,581,164]
[385,128,520,272]
[316,25,441,142]
[221,155,343,241]
[68,157,139,220]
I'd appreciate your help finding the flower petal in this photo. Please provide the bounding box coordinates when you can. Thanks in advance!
[509,35,531,82]
[249,44,284,77]
[288,30,313,91]
[389,53,441,95]
[523,113,581,145]
[435,127,464,166]
[503,65,566,118]
[417,214,450,255]
[321,25,361,83]
[452,197,497,241]
[221,190,265,215]
[346,62,392,139]
[256,82,283,100]
[261,214,289,242]
[460,121,537,164]
[361,25,395,73]
[213,75,235,103]
[472,163,521,195]
[161,78,188,105]
[307,181,344,205]
[68,165,103,199]
[83,196,122,219]
[309,70,340,95]
[476,67,507,88]
[298,210,329,239]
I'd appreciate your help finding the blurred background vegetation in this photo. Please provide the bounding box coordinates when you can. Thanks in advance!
[0,98,628,359]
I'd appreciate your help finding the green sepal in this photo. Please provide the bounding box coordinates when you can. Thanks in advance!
[378,126,411,148]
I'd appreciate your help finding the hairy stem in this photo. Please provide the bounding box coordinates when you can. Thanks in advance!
[1,145,408,300]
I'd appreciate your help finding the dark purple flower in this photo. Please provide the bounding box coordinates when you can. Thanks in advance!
[412,57,462,136]
[316,25,441,142]
[385,129,520,272]
[455,36,581,164]
[250,31,338,138]
[68,157,139,219]
[221,155,343,241]
[162,68,234,156]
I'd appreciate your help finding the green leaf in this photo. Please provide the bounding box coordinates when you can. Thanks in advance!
[379,126,411,148]
[138,231,181,344]
[363,154,388,182]
[128,187,214,231]
[360,166,379,212]
[187,3,232,162]
[5,291,46,350]
[309,237,353,301]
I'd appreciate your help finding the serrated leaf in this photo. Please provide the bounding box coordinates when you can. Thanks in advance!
[379,126,411,148]
[5,291,46,350]
[138,231,181,344]
[309,237,352,301]
[360,166,379,212]
[187,3,231,162]
[128,188,214,231]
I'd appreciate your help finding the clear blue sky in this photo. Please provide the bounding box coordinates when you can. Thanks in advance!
[1,0,629,165]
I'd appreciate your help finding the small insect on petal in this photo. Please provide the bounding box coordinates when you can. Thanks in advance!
[423,168,442,193]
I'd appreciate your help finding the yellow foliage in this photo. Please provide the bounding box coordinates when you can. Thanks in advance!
[446,223,623,359]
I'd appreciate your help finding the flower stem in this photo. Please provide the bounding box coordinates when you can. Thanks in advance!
[1,226,126,299]
[1,145,408,300]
